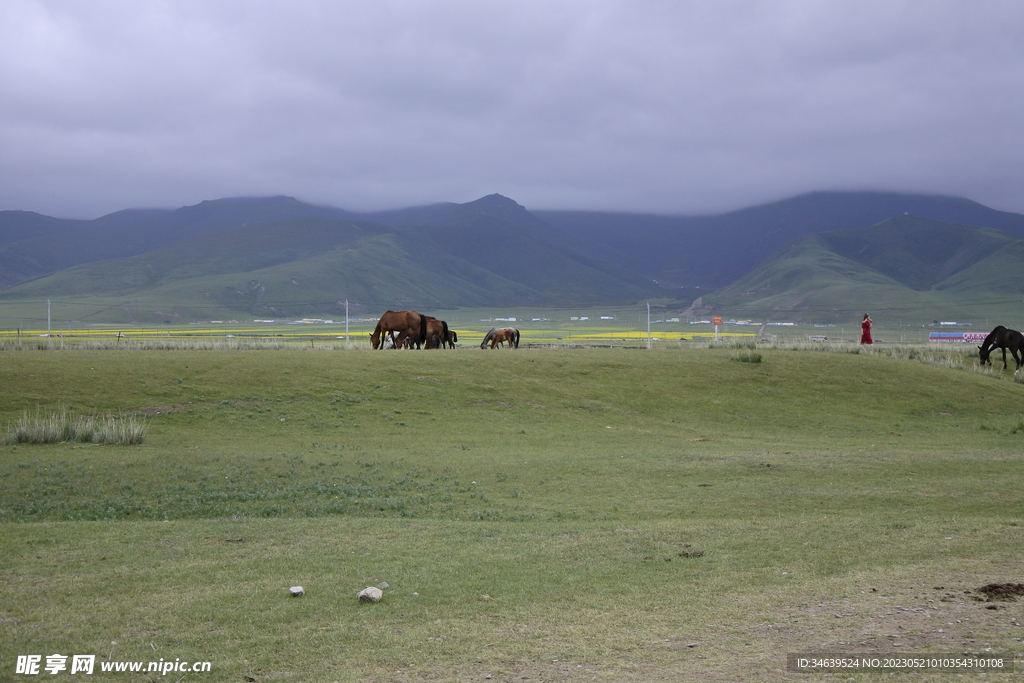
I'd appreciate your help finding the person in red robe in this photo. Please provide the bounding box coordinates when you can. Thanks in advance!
[860,313,873,344]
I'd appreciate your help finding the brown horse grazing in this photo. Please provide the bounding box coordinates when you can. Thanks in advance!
[423,317,451,350]
[481,327,520,349]
[371,310,427,349]
[398,329,424,349]
[979,325,1024,370]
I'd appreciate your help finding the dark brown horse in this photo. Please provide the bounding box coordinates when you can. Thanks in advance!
[371,310,427,349]
[442,328,458,349]
[423,317,450,350]
[979,325,1024,370]
[481,327,519,349]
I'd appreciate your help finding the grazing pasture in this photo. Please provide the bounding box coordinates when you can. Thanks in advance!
[3,303,989,353]
[2,346,1023,681]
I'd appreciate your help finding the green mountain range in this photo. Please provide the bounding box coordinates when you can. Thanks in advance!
[2,192,1024,325]
[0,197,658,323]
[536,192,1024,292]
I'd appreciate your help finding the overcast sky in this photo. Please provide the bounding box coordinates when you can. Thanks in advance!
[2,1,1023,219]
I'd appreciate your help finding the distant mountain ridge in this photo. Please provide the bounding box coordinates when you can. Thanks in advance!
[535,192,1024,293]
[0,196,353,289]
[3,191,1024,323]
[348,193,547,228]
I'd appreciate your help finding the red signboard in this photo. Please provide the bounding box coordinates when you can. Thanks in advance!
[712,316,723,326]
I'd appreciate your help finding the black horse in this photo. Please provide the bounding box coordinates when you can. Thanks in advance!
[978,325,1024,370]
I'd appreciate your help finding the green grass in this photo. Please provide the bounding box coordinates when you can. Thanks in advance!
[2,346,1024,681]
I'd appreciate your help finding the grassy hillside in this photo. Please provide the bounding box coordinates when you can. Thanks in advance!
[2,219,387,297]
[2,346,1023,681]
[701,234,963,321]
[704,216,1024,322]
[144,233,539,318]
[0,227,537,322]
[819,216,1019,291]
[0,213,654,322]
[403,213,659,304]
[931,239,1024,300]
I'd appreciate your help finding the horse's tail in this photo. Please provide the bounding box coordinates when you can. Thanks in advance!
[419,312,427,346]
[513,329,520,348]
[441,321,449,348]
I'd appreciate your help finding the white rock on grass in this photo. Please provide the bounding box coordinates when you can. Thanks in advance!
[289,586,305,597]
[357,586,383,603]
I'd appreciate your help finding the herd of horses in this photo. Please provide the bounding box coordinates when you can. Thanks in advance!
[370,312,1023,368]
[370,310,457,350]
[370,309,519,350]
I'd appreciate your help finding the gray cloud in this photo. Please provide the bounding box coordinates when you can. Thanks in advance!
[2,0,1023,218]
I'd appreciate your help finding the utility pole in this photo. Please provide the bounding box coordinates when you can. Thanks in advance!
[47,299,51,342]
[345,299,350,349]
[647,302,651,350]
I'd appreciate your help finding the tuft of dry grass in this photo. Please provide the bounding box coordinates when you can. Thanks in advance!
[5,408,146,445]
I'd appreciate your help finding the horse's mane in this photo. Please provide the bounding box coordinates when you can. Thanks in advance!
[983,325,1008,347]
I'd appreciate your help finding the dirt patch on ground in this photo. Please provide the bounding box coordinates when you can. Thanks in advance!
[772,583,1024,653]
[978,582,1024,602]
[330,573,1024,682]
[729,575,1024,681]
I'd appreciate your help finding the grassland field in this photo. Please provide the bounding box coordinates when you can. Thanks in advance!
[0,304,959,350]
[2,338,1023,682]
